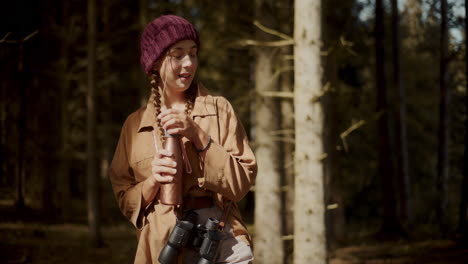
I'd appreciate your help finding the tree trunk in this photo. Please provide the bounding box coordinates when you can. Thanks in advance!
[58,0,71,221]
[391,0,411,229]
[87,0,102,247]
[294,0,327,263]
[375,0,400,236]
[15,43,26,210]
[458,0,468,242]
[322,0,348,249]
[0,76,5,185]
[437,0,450,235]
[253,1,283,263]
[278,0,294,262]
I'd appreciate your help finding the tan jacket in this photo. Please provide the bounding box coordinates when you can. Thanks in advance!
[109,84,257,264]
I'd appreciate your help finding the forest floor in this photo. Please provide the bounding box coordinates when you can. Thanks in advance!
[329,239,468,264]
[3,220,468,264]
[2,199,468,264]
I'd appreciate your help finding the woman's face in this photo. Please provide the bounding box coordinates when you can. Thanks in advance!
[157,39,198,93]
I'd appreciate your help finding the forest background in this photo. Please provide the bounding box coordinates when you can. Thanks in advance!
[1,0,468,263]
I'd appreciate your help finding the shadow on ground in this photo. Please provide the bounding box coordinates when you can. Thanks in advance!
[1,222,136,264]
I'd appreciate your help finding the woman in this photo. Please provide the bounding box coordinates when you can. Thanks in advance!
[109,15,257,264]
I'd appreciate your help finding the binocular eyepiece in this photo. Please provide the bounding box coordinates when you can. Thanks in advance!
[158,213,222,264]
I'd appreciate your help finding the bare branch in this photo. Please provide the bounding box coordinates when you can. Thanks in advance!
[339,112,383,152]
[317,153,328,161]
[259,91,294,99]
[0,30,38,44]
[256,65,294,99]
[340,36,354,47]
[253,20,293,41]
[340,120,366,152]
[311,82,332,102]
[0,32,11,42]
[233,39,295,47]
[23,30,39,41]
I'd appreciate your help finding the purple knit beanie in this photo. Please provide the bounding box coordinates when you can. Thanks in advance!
[140,15,200,76]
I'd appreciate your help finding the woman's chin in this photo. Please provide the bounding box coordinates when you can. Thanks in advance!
[176,80,193,91]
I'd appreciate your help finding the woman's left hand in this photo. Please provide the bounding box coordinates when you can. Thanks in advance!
[158,108,199,141]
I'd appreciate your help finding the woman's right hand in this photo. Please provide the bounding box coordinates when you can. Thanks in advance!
[151,149,177,183]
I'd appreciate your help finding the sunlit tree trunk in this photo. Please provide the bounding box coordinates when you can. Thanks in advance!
[437,0,449,234]
[278,0,294,262]
[391,0,411,228]
[253,0,283,263]
[87,0,102,247]
[294,0,326,263]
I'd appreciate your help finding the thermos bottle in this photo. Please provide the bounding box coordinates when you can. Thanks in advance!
[159,133,184,205]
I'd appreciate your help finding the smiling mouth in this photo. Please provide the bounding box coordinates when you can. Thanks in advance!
[179,73,192,83]
[179,73,191,78]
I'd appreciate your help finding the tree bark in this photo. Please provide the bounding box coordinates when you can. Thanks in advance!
[375,0,400,236]
[437,0,450,235]
[87,0,102,247]
[253,1,283,263]
[458,0,468,242]
[391,0,411,229]
[58,0,71,221]
[278,0,294,262]
[15,43,26,210]
[294,0,327,263]
[322,0,348,249]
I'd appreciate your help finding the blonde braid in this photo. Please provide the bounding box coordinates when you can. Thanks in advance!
[151,66,196,143]
[150,71,165,143]
[184,81,196,116]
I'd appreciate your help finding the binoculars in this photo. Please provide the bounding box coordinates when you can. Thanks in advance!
[158,211,222,264]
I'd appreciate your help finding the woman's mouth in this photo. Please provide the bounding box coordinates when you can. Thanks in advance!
[179,73,191,82]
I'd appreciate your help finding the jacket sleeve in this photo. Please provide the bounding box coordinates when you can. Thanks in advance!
[198,97,257,202]
[108,117,147,229]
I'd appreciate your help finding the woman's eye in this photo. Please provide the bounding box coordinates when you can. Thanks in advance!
[169,52,182,59]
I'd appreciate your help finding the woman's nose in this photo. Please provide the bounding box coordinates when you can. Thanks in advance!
[181,55,194,68]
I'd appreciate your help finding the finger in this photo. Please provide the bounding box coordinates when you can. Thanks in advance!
[153,165,177,175]
[158,109,180,120]
[160,113,182,126]
[158,149,174,158]
[153,173,174,183]
[153,158,177,168]
[162,119,181,130]
[166,128,182,135]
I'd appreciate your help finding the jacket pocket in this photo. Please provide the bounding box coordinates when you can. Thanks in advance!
[132,156,153,183]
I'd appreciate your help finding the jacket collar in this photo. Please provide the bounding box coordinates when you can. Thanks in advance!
[137,82,216,132]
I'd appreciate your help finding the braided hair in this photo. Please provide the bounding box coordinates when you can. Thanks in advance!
[150,69,197,143]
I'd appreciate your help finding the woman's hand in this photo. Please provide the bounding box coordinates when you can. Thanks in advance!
[158,108,211,152]
[158,108,198,140]
[151,149,177,183]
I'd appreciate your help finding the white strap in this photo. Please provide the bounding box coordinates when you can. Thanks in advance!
[151,130,159,153]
